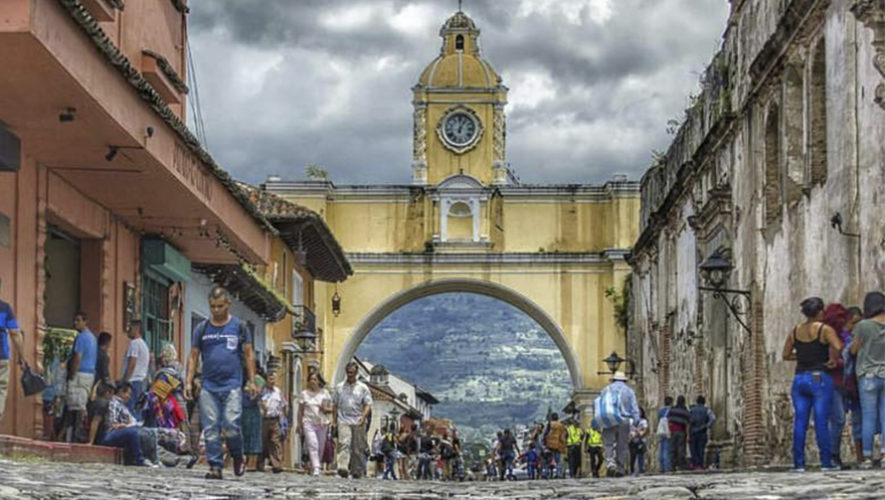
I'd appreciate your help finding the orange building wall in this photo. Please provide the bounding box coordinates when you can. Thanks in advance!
[0,155,141,437]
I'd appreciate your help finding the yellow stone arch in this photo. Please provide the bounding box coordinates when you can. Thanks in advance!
[331,277,585,391]
[266,9,640,412]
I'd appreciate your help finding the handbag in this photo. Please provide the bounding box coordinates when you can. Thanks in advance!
[20,363,47,396]
[656,409,671,438]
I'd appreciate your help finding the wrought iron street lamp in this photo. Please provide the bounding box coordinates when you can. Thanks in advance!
[293,329,322,355]
[698,250,752,334]
[598,351,636,377]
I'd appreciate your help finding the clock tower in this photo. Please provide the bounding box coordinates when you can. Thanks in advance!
[412,10,509,186]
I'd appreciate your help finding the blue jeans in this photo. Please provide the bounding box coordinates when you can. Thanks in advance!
[659,437,672,472]
[502,450,515,478]
[100,427,145,465]
[859,375,885,458]
[383,451,397,480]
[200,388,243,469]
[689,432,707,468]
[829,389,861,458]
[127,380,144,420]
[791,371,834,468]
[551,450,562,478]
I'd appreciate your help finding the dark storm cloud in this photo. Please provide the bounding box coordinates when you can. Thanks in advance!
[187,0,729,185]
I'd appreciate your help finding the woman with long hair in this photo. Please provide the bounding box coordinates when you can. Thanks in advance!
[298,369,333,476]
[782,297,843,471]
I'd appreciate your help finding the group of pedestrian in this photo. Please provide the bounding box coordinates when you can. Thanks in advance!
[655,395,716,473]
[372,423,461,481]
[785,292,885,471]
[32,285,290,477]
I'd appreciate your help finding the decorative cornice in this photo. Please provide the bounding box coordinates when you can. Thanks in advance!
[852,0,885,109]
[142,50,189,94]
[264,180,639,201]
[347,252,615,266]
[56,0,277,236]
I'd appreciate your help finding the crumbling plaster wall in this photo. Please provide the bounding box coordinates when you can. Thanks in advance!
[631,0,884,469]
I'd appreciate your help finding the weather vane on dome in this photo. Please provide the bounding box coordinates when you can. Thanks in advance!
[458,0,463,12]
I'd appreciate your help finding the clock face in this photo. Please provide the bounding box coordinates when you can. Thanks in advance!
[443,112,478,146]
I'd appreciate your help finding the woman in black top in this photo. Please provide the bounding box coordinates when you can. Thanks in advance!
[782,297,843,471]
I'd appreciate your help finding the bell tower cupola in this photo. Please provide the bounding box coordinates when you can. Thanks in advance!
[412,9,509,187]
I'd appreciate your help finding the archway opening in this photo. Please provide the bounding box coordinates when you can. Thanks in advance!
[335,279,581,447]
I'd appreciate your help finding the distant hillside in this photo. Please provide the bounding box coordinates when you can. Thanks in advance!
[356,293,571,443]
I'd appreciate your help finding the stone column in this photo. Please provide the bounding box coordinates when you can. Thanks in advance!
[573,389,599,478]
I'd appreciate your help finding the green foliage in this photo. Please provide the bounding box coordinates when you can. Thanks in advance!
[305,164,329,180]
[43,327,76,367]
[604,275,632,333]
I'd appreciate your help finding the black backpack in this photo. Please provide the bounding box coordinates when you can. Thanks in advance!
[689,405,709,431]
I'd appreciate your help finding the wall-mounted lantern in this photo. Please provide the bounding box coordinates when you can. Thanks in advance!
[598,351,636,378]
[698,250,752,334]
[331,290,342,317]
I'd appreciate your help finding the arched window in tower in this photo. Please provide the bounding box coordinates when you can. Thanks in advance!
[456,34,465,51]
[809,37,827,185]
[764,103,782,225]
[447,201,474,241]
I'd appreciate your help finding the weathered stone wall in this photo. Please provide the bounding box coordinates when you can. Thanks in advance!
[631,0,885,469]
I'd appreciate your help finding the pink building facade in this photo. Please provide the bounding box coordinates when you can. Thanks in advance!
[0,0,275,437]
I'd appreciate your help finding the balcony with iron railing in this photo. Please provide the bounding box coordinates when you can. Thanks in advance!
[291,305,320,353]
[292,304,316,333]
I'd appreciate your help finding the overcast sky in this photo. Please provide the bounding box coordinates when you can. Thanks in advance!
[187,0,730,185]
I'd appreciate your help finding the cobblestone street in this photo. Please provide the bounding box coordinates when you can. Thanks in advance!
[2,458,885,499]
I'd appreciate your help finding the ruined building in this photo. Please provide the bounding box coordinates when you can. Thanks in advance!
[629,0,885,467]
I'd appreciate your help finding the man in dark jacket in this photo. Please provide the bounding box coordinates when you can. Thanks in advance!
[688,396,715,469]
[688,396,716,470]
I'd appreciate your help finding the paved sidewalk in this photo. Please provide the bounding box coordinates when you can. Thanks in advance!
[2,457,884,499]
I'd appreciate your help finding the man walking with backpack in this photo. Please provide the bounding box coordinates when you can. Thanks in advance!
[688,396,715,470]
[185,286,257,480]
[592,371,639,477]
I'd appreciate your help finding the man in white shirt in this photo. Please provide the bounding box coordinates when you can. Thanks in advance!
[121,319,150,418]
[333,361,373,478]
[259,372,287,473]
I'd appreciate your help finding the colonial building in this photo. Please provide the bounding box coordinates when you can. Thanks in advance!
[266,9,640,420]
[0,0,352,444]
[630,0,885,467]
[352,358,439,441]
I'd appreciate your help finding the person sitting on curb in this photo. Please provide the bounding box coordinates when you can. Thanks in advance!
[88,381,154,467]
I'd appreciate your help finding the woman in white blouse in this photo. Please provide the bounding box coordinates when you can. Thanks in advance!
[298,370,333,476]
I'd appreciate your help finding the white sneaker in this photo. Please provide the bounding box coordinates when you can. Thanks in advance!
[312,469,321,477]
[789,467,805,473]
[858,459,874,470]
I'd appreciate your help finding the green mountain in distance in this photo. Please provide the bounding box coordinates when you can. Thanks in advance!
[356,293,571,444]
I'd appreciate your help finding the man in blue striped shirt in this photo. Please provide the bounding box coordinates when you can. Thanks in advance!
[599,372,639,477]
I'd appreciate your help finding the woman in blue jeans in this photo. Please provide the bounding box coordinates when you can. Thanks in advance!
[782,297,843,471]
[850,291,885,469]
